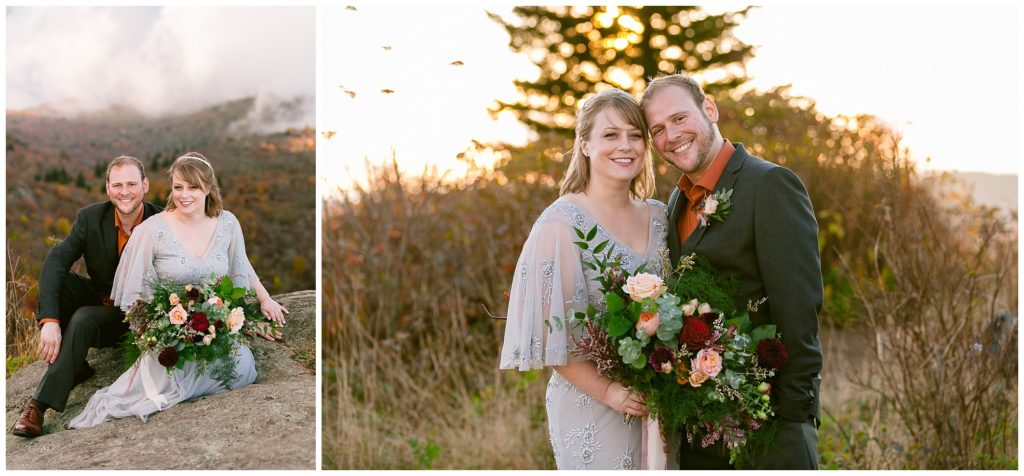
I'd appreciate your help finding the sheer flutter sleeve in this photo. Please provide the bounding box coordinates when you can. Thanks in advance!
[223,211,261,290]
[500,211,590,371]
[111,218,158,311]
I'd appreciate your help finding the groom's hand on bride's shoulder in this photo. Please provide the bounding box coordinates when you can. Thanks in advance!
[38,322,62,364]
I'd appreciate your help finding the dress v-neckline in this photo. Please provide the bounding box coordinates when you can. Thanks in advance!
[560,196,653,256]
[161,212,221,261]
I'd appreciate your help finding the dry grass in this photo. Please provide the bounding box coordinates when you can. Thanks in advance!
[6,247,39,376]
[321,161,556,469]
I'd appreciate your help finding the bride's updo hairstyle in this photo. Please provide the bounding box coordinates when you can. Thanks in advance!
[559,88,655,200]
[165,152,224,218]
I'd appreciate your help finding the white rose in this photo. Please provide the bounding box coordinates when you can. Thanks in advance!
[202,334,214,345]
[682,298,699,316]
[622,273,665,302]
[698,302,712,315]
[227,307,245,334]
[703,197,719,215]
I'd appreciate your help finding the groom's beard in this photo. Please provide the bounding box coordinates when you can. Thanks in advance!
[663,116,716,175]
[679,115,712,174]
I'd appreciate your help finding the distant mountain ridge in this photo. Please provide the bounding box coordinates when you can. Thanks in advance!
[931,171,1018,212]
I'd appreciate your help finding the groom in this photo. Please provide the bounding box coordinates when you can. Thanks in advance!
[641,74,823,469]
[13,156,162,438]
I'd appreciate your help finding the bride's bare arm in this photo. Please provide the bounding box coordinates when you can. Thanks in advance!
[553,361,648,417]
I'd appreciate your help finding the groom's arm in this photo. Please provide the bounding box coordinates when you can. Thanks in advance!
[753,166,824,423]
[37,207,91,324]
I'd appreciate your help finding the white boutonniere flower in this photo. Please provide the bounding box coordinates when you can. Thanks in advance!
[694,189,733,228]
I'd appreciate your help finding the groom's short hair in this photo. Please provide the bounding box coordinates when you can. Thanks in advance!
[640,74,707,111]
[105,155,146,182]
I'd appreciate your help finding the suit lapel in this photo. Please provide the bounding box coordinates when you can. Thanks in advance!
[666,187,683,262]
[682,146,748,255]
[100,203,119,271]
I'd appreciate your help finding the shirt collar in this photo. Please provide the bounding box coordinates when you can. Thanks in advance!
[676,139,734,200]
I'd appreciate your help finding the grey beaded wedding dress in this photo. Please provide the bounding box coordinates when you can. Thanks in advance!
[500,196,669,470]
[69,210,260,428]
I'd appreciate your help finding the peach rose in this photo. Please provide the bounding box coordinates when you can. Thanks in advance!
[227,307,245,334]
[698,302,712,315]
[169,293,180,306]
[688,370,709,387]
[168,304,187,326]
[622,273,665,302]
[202,334,214,345]
[682,299,699,316]
[692,349,723,378]
[207,296,223,308]
[636,312,660,337]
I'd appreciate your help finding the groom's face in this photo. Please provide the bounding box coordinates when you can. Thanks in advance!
[644,85,719,176]
[106,164,149,217]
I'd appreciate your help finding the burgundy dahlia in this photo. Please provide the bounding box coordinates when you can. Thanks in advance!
[648,347,676,373]
[680,317,711,350]
[158,346,179,368]
[186,286,201,302]
[757,338,789,370]
[188,312,210,332]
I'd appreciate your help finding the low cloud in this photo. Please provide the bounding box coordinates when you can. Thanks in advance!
[6,6,314,129]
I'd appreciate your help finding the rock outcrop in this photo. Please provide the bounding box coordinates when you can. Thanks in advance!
[6,290,316,470]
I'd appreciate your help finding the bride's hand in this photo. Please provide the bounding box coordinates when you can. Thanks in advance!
[603,382,648,417]
[251,321,283,341]
[259,297,288,324]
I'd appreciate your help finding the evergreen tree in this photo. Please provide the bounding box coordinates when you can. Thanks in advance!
[489,6,753,136]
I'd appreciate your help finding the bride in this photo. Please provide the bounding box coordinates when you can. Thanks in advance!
[500,89,668,469]
[68,152,287,428]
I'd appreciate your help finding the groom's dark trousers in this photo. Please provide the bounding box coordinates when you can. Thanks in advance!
[32,201,160,412]
[667,143,823,470]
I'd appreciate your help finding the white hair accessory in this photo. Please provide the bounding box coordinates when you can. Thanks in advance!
[180,154,213,171]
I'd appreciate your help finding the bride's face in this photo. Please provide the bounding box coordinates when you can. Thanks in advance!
[171,173,209,216]
[581,109,646,186]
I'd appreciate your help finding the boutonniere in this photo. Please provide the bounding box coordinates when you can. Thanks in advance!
[694,189,733,228]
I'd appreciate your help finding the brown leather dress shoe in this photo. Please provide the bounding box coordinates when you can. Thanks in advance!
[12,400,45,438]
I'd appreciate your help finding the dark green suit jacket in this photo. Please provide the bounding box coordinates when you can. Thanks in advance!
[36,201,162,322]
[668,144,823,424]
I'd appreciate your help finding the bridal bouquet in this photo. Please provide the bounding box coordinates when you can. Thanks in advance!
[562,226,786,467]
[122,274,279,387]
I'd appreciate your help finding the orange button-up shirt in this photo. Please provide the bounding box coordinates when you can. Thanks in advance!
[40,208,145,326]
[677,139,735,243]
[114,208,145,255]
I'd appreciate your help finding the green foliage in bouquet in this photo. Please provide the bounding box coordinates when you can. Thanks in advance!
[121,274,280,388]
[559,225,789,468]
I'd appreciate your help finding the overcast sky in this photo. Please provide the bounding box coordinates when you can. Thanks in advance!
[6,6,315,127]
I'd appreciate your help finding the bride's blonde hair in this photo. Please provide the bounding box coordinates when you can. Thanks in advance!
[165,152,223,217]
[559,88,655,199]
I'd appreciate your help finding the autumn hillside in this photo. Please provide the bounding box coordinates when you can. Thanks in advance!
[5,97,315,357]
